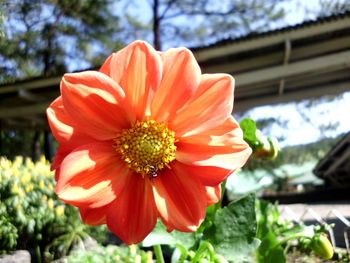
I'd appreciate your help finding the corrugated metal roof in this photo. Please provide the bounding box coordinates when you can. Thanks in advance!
[314,133,350,187]
[191,11,350,52]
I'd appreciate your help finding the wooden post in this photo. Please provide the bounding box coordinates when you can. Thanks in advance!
[0,121,2,156]
[44,131,54,162]
[32,131,41,162]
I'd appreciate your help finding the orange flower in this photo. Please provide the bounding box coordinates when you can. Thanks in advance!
[47,41,251,245]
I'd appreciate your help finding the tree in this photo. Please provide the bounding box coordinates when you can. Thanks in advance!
[116,0,287,50]
[315,0,350,17]
[0,0,124,160]
[0,0,123,82]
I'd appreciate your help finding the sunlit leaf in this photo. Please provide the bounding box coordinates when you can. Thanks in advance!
[205,193,260,261]
[142,220,196,249]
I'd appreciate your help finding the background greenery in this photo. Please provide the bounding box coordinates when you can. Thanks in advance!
[0,156,109,262]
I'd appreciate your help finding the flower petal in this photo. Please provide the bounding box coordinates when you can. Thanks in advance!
[47,97,96,172]
[176,117,252,182]
[47,96,95,147]
[106,174,157,245]
[171,162,232,186]
[56,142,129,208]
[100,41,162,119]
[171,74,234,137]
[80,205,109,225]
[61,71,131,141]
[205,185,221,206]
[51,145,70,171]
[152,161,206,232]
[151,48,201,122]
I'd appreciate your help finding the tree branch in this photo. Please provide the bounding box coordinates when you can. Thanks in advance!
[159,0,178,20]
[163,6,247,20]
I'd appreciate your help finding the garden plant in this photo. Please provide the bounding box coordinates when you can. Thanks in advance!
[0,41,338,263]
[0,156,108,262]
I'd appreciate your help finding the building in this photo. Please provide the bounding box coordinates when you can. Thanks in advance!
[1,11,350,158]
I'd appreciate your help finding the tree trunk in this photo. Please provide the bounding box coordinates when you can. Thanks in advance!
[153,0,161,50]
[43,23,54,76]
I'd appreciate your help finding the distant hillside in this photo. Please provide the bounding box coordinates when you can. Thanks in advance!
[244,133,347,171]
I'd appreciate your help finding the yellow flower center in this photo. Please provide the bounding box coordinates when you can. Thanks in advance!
[114,119,176,177]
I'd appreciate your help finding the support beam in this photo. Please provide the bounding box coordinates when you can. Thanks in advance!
[235,50,350,87]
[0,102,50,118]
[0,76,61,94]
[234,81,350,112]
[18,89,46,102]
[201,35,350,74]
[194,16,350,61]
[0,118,49,130]
[279,39,292,95]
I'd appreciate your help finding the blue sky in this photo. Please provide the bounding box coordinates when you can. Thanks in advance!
[116,0,350,146]
[113,0,333,49]
[241,92,350,146]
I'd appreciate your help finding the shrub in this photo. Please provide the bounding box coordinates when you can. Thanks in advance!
[0,156,108,262]
[66,244,154,263]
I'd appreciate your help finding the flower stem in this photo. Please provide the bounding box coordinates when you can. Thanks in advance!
[192,242,215,262]
[35,245,42,263]
[153,244,165,263]
[215,180,227,209]
[272,233,312,250]
[175,244,188,263]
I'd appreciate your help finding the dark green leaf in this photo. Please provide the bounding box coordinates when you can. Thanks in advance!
[205,193,260,261]
[266,246,286,263]
[257,231,286,263]
[258,231,278,256]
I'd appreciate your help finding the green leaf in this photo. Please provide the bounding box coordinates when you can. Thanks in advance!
[257,231,278,256]
[266,246,286,263]
[240,118,258,144]
[256,230,286,263]
[280,224,312,237]
[142,220,196,249]
[205,193,260,261]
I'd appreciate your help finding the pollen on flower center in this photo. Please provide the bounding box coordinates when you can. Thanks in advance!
[113,119,177,176]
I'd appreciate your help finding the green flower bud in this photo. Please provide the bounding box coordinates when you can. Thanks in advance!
[253,132,280,160]
[310,234,334,260]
